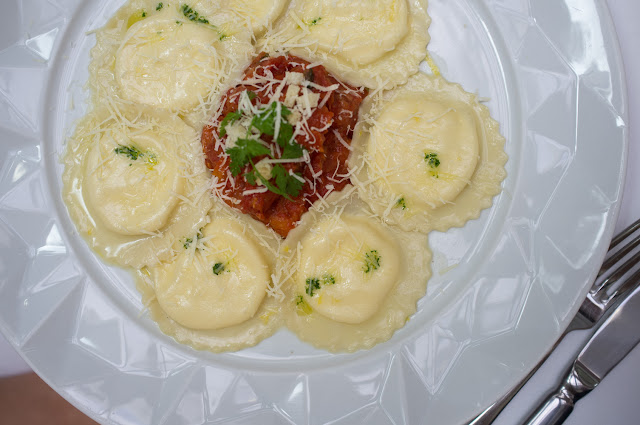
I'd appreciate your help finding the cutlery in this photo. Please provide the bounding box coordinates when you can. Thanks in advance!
[469,218,640,424]
[524,279,640,425]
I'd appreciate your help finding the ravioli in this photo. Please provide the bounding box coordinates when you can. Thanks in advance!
[62,107,212,268]
[260,0,430,90]
[84,127,184,235]
[283,190,431,352]
[156,216,270,327]
[187,0,290,35]
[136,203,284,352]
[351,73,508,233]
[91,0,254,116]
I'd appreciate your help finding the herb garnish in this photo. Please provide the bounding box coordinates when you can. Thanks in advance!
[308,17,322,26]
[114,144,143,161]
[305,274,336,297]
[212,262,225,275]
[114,144,157,168]
[220,100,306,200]
[181,4,209,24]
[425,152,440,168]
[219,111,242,137]
[156,2,163,11]
[363,250,381,273]
[182,228,203,249]
[396,197,407,210]
[295,295,313,315]
[425,152,440,178]
[226,139,271,176]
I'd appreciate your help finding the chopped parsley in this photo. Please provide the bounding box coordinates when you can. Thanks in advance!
[226,139,271,176]
[212,262,225,275]
[305,278,321,297]
[425,152,440,178]
[307,17,322,26]
[114,144,157,168]
[425,152,440,168]
[114,144,143,161]
[396,197,407,210]
[295,295,313,315]
[156,2,163,11]
[305,274,336,297]
[181,4,209,24]
[182,229,203,249]
[221,101,306,200]
[250,101,293,147]
[219,110,242,137]
[363,250,381,273]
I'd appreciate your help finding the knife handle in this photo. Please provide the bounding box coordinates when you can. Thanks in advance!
[524,365,598,425]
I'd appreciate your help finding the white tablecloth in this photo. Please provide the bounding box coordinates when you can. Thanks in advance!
[1,0,639,423]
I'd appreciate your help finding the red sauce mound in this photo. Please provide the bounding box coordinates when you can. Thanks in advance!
[201,53,367,237]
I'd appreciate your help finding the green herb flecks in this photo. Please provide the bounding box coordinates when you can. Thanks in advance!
[396,197,407,210]
[307,17,322,26]
[114,144,143,161]
[425,152,440,178]
[181,3,209,24]
[226,139,271,176]
[156,2,163,11]
[222,101,305,200]
[219,111,242,137]
[250,101,293,147]
[425,152,440,168]
[295,295,312,315]
[305,278,321,297]
[212,262,225,275]
[114,144,157,168]
[363,250,381,273]
[246,164,304,200]
[305,274,336,297]
[182,228,203,249]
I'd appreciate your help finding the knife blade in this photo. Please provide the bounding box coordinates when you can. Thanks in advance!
[525,280,640,425]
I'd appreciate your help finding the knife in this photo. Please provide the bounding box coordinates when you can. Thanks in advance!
[524,282,640,425]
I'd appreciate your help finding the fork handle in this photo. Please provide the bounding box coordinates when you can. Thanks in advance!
[524,366,596,425]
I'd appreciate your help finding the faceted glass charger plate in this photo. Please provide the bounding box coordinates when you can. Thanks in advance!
[0,0,627,424]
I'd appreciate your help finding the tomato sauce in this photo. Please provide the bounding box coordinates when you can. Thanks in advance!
[201,53,367,237]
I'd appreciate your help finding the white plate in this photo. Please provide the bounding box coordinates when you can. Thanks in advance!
[0,0,627,424]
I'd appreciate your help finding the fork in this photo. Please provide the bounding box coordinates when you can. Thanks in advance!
[469,217,640,425]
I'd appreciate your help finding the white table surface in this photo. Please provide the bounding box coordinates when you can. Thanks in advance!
[1,0,638,424]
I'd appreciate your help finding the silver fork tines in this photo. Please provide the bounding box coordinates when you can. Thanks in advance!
[469,217,640,425]
[580,220,640,326]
